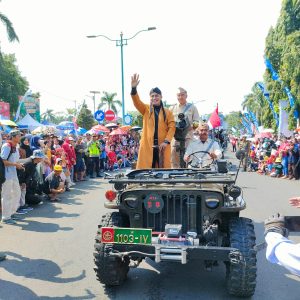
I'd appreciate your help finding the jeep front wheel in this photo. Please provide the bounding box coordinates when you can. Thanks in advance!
[94,212,129,286]
[226,217,257,297]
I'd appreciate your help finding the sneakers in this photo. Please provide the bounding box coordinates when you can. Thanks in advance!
[15,209,28,215]
[1,219,17,225]
[19,205,33,211]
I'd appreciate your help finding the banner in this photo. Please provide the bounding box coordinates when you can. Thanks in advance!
[256,82,279,127]
[279,100,293,137]
[264,57,298,119]
[241,118,252,134]
[264,57,280,81]
[0,101,10,119]
[249,111,259,129]
[17,94,41,122]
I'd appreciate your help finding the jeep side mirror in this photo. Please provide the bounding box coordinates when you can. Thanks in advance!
[236,150,245,160]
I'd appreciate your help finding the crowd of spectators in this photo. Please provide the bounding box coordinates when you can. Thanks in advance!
[0,128,140,225]
[230,134,300,180]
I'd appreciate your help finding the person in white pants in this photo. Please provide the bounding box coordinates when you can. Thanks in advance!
[1,130,24,224]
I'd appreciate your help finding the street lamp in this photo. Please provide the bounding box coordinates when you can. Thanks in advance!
[89,91,100,114]
[87,27,156,124]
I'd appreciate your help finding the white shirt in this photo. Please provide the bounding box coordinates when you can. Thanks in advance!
[184,139,222,167]
[265,232,300,276]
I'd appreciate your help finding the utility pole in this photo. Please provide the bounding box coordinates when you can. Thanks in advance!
[89,91,100,114]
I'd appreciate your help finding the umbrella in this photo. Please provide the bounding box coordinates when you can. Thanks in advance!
[120,125,131,132]
[0,119,18,127]
[255,132,272,139]
[92,124,110,133]
[105,123,118,129]
[261,128,274,133]
[109,128,127,136]
[131,125,142,131]
[77,127,88,135]
[31,125,59,135]
[57,121,74,130]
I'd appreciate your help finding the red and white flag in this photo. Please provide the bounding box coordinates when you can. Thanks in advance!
[72,116,78,129]
[208,105,221,129]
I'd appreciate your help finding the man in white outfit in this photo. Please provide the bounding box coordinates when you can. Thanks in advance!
[1,130,24,224]
[184,122,222,167]
[264,198,300,276]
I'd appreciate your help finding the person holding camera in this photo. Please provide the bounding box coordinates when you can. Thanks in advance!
[130,73,176,169]
[170,87,200,168]
[264,198,300,276]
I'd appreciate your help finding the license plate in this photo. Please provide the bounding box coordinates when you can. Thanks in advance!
[101,227,152,245]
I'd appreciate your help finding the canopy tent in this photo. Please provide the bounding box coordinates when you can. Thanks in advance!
[17,114,42,131]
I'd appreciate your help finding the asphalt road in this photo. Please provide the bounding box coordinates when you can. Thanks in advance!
[1,154,300,300]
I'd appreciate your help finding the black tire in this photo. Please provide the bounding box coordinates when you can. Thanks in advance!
[226,217,257,297]
[94,212,129,286]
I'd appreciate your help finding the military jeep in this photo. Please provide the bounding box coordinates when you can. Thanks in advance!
[94,156,257,297]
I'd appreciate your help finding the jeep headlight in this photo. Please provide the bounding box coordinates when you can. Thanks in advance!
[124,195,139,209]
[204,193,222,209]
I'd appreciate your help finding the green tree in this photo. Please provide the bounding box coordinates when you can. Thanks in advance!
[65,108,77,121]
[264,0,300,128]
[225,111,243,133]
[77,101,95,129]
[98,91,122,114]
[127,110,143,127]
[0,54,28,113]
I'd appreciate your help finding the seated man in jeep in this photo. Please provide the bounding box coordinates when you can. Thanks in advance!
[184,122,222,167]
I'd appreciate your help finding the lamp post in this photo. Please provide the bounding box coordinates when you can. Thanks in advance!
[87,27,156,124]
[89,91,100,114]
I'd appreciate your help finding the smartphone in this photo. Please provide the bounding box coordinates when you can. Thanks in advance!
[284,216,300,232]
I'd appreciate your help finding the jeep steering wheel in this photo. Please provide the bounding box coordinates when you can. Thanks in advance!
[187,150,215,168]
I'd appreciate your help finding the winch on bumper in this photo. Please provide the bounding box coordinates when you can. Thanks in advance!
[101,225,243,265]
[107,242,243,265]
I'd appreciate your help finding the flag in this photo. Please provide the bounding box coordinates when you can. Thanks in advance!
[249,111,259,129]
[264,57,280,81]
[279,100,293,137]
[72,116,78,129]
[207,105,221,129]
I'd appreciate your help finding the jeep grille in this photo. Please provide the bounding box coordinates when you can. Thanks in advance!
[142,192,202,233]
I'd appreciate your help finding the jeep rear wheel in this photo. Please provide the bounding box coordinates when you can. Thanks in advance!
[94,212,129,286]
[226,217,257,297]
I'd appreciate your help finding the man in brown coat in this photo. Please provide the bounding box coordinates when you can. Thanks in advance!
[131,73,176,169]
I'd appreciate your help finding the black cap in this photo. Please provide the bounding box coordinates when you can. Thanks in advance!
[149,87,162,95]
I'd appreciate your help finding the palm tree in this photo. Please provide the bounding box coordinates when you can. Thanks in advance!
[0,3,19,57]
[0,3,19,80]
[41,109,56,123]
[98,91,122,114]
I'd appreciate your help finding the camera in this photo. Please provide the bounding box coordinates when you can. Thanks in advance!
[285,216,300,232]
[174,113,190,142]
